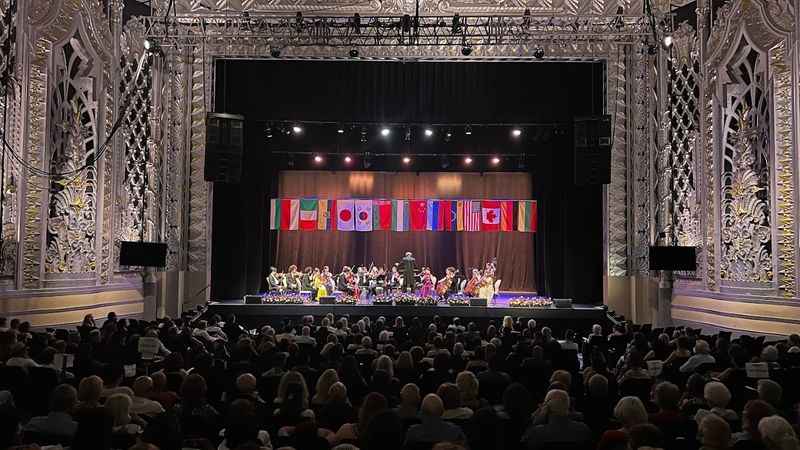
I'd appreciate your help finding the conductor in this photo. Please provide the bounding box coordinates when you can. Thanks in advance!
[401,252,416,292]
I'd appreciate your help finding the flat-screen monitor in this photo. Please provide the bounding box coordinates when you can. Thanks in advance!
[119,241,168,267]
[649,246,697,271]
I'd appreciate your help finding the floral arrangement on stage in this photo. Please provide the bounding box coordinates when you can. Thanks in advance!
[373,294,395,305]
[508,296,553,308]
[335,294,358,305]
[446,294,471,306]
[416,296,438,306]
[263,293,305,304]
[393,293,420,306]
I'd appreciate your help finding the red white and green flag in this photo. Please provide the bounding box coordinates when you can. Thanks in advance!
[299,199,318,230]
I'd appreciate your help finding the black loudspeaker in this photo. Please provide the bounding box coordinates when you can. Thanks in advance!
[649,246,697,271]
[574,116,612,185]
[205,112,244,183]
[119,241,167,267]
[469,298,487,307]
[320,296,336,305]
[244,295,263,304]
[554,298,573,309]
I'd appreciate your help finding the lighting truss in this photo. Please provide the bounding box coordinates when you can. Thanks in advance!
[141,13,651,48]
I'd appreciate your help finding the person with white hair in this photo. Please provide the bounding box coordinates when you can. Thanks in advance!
[293,325,316,346]
[522,389,592,450]
[694,381,738,424]
[759,415,800,450]
[404,394,467,447]
[700,414,731,450]
[680,339,716,373]
[598,396,649,450]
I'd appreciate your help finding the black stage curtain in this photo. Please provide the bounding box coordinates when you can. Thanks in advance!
[276,172,535,291]
[211,60,604,303]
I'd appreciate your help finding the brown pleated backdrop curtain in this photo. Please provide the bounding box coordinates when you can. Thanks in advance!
[276,171,536,291]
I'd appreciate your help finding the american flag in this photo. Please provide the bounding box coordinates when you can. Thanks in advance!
[465,200,482,231]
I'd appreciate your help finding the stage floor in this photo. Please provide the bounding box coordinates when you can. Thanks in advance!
[208,294,606,329]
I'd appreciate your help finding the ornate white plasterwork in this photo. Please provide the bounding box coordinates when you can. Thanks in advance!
[161,0,645,16]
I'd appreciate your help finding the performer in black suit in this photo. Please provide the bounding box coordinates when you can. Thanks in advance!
[337,266,356,295]
[267,267,282,292]
[401,252,416,292]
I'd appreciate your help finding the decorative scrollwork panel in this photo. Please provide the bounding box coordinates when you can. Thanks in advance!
[44,33,101,274]
[718,35,773,284]
[0,0,18,279]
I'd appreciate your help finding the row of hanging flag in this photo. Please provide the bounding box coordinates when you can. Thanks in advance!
[269,199,537,232]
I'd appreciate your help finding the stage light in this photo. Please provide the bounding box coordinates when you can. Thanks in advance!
[313,155,323,164]
[402,156,411,165]
[533,47,545,59]
[461,45,472,56]
[464,156,473,165]
[464,125,473,135]
[445,131,452,143]
[349,48,359,57]
[512,128,522,138]
[662,33,673,49]
[265,125,273,139]
[424,128,434,137]
[360,127,368,143]
[344,155,352,164]
[337,127,344,134]
[381,127,391,137]
[292,125,303,134]
[491,156,501,165]
[270,47,281,58]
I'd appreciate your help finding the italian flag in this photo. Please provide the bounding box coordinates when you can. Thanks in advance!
[299,199,318,230]
[518,200,537,232]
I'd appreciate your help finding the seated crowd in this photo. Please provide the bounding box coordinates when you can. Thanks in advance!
[0,310,799,450]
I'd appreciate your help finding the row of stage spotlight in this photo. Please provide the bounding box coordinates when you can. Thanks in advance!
[267,124,526,141]
[310,154,502,166]
[281,153,529,170]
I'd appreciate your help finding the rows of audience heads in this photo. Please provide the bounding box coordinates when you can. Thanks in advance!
[0,310,798,450]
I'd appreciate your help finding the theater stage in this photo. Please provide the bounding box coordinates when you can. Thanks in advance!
[207,295,606,331]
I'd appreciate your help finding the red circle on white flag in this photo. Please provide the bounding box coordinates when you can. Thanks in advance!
[340,210,352,221]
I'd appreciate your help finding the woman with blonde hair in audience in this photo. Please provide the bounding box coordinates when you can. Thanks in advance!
[318,381,356,433]
[759,415,800,450]
[312,368,339,408]
[75,375,104,413]
[597,396,649,450]
[394,350,418,386]
[105,393,145,449]
[375,354,395,378]
[455,371,487,411]
[274,371,314,422]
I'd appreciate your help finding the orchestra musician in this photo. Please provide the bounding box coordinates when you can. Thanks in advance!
[267,267,283,292]
[478,260,497,304]
[300,267,314,291]
[464,268,481,296]
[337,266,359,297]
[387,265,401,291]
[419,267,435,297]
[285,265,302,292]
[436,267,458,299]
